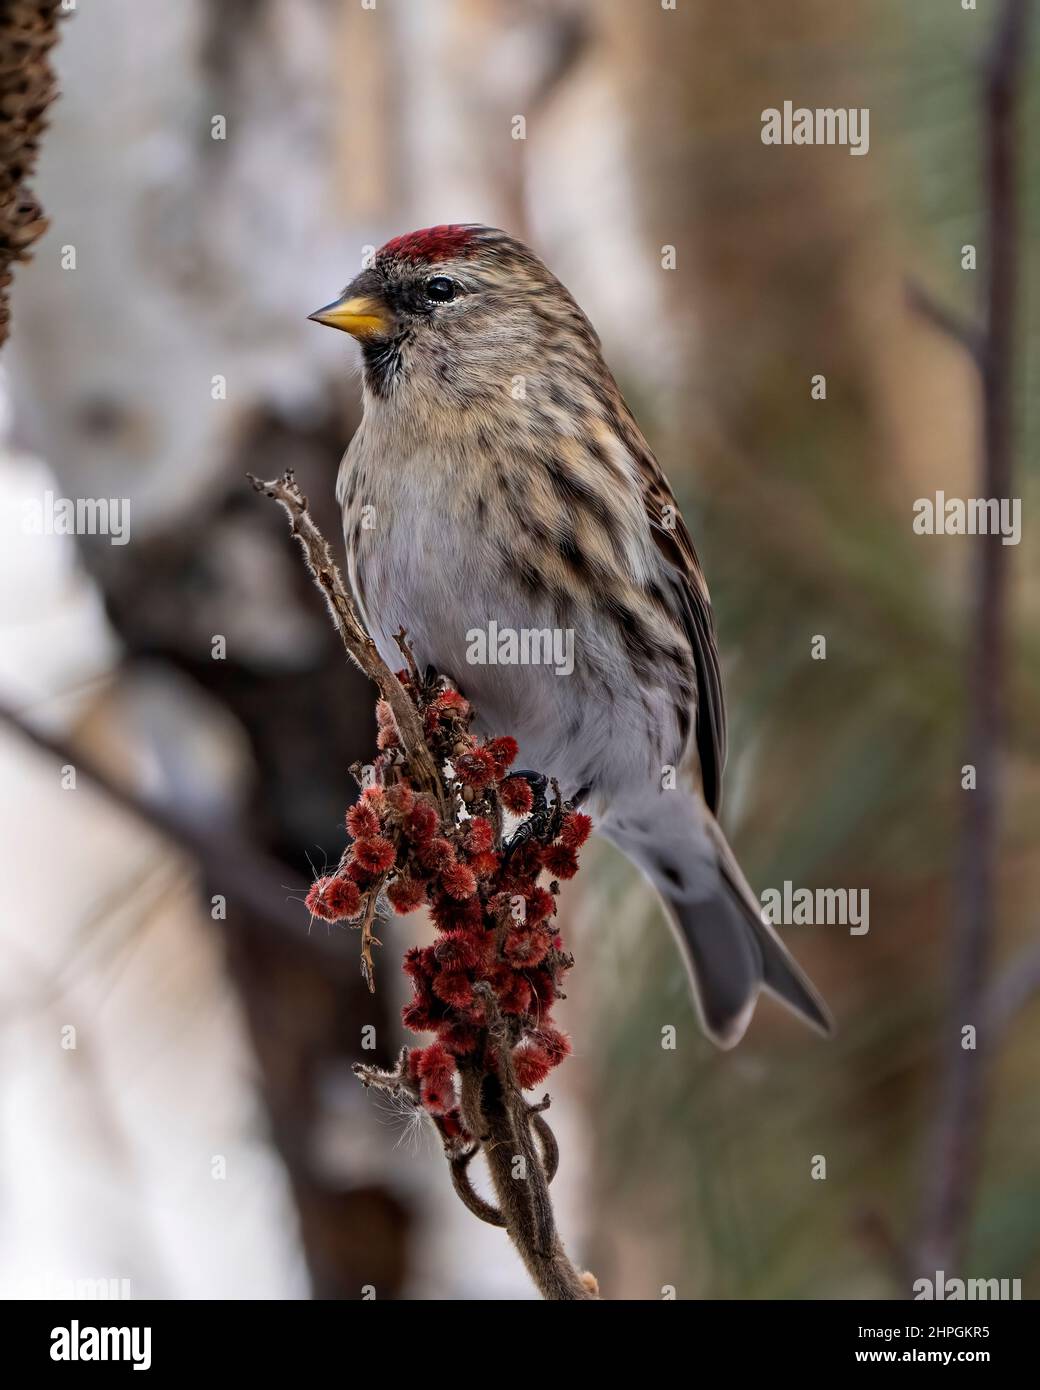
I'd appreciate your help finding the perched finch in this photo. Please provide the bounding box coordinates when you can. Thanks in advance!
[311,224,831,1048]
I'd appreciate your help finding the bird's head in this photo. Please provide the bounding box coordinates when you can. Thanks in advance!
[309,225,602,414]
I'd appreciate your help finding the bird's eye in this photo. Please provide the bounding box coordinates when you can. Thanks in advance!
[425,276,457,303]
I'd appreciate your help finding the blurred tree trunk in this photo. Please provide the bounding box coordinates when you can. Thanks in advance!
[7,0,413,1299]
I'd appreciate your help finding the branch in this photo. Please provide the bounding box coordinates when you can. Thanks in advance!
[258,473,598,1299]
[450,1147,507,1228]
[457,1063,591,1300]
[905,279,984,365]
[247,471,447,815]
[0,698,308,939]
[914,0,1033,1280]
[983,937,1040,1038]
[357,876,385,994]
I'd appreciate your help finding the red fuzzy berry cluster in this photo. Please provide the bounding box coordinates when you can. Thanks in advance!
[307,672,593,1127]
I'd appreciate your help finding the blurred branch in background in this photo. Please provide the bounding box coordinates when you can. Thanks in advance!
[985,938,1040,1039]
[914,0,1034,1281]
[0,695,307,935]
[905,280,984,367]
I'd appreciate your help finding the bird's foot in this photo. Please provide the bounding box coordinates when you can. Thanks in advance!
[503,771,556,855]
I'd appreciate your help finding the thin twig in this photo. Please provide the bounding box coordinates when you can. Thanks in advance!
[905,279,985,365]
[983,937,1040,1039]
[357,879,385,993]
[247,471,447,815]
[531,1108,560,1186]
[450,1148,507,1228]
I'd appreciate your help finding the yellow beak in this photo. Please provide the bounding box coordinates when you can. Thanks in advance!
[308,294,390,339]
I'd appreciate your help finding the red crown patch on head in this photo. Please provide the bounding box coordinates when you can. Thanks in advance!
[378,224,482,264]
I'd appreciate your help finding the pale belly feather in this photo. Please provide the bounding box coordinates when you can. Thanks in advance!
[346,478,677,811]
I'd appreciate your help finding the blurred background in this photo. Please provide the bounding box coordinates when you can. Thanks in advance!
[1,0,1037,1299]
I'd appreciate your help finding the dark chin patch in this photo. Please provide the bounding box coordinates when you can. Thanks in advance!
[362,331,409,397]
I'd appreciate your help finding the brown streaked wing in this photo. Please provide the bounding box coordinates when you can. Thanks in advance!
[636,450,727,814]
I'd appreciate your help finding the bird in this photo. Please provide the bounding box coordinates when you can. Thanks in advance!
[310,224,832,1048]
